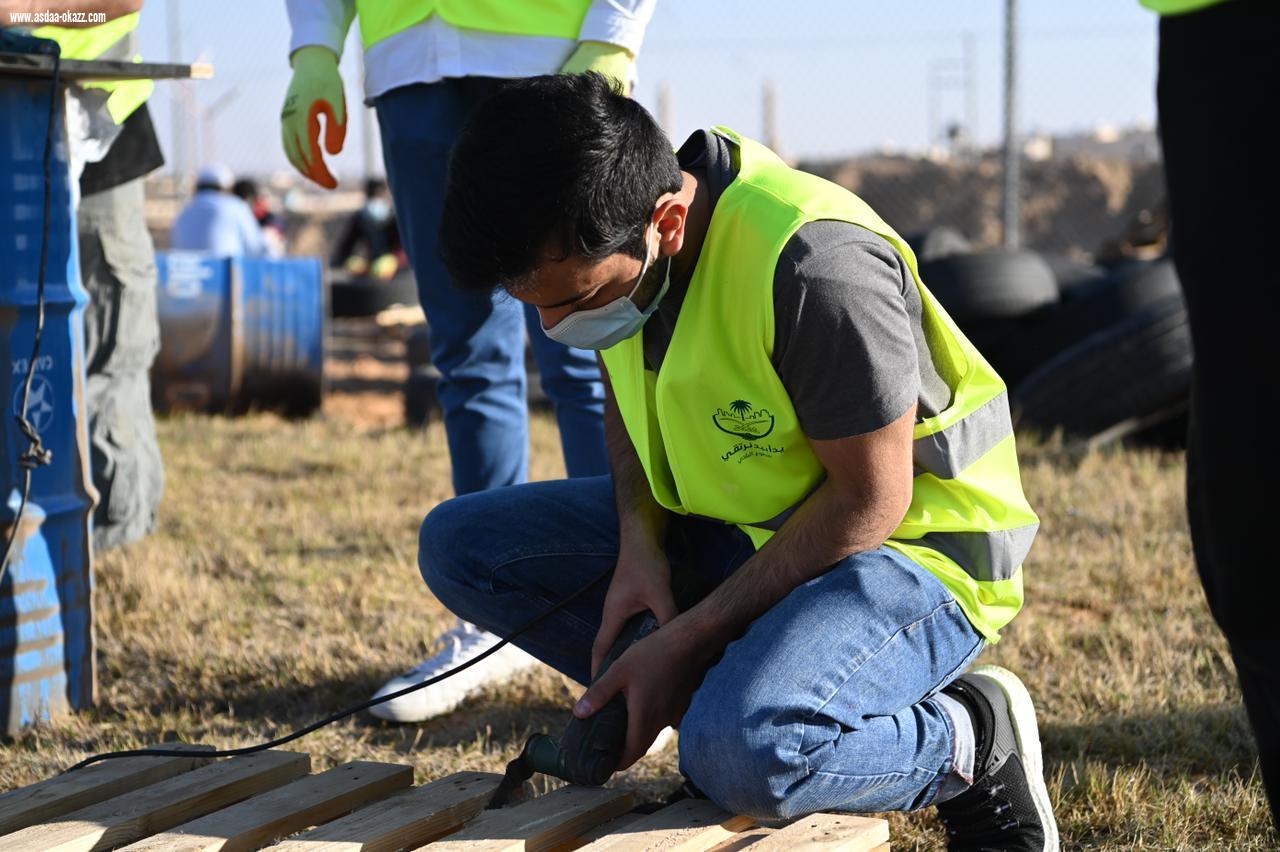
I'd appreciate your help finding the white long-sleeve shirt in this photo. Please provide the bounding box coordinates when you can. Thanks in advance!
[286,1,657,105]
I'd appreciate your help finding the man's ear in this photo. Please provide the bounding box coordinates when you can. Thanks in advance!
[652,196,688,258]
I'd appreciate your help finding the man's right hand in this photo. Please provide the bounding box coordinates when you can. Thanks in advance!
[281,45,346,189]
[591,539,679,678]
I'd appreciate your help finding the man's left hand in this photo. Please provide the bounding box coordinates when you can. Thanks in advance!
[572,617,715,770]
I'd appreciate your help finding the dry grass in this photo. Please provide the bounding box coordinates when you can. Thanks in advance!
[1,413,1274,849]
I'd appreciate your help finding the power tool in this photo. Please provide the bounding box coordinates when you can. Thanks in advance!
[487,608,659,808]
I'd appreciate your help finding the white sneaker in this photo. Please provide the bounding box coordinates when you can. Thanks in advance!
[369,619,540,723]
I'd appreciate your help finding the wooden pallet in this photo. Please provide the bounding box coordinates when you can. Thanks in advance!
[0,748,890,851]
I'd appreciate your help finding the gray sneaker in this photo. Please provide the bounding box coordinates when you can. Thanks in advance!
[936,665,1059,851]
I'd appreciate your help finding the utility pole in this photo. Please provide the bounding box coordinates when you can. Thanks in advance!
[656,81,673,135]
[1002,0,1021,249]
[762,79,780,155]
[358,46,376,180]
[965,32,977,157]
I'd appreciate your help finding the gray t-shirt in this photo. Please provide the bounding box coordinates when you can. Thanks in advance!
[642,131,951,439]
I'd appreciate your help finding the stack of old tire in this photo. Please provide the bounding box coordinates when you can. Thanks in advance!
[907,227,1192,447]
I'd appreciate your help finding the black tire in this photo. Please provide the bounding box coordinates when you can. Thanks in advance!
[1012,292,1192,445]
[918,249,1058,323]
[404,365,441,428]
[904,226,971,263]
[405,326,432,369]
[958,315,1038,381]
[1040,253,1108,302]
[997,258,1182,385]
[330,268,419,318]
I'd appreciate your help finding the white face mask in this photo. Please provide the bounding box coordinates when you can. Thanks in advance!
[542,230,672,351]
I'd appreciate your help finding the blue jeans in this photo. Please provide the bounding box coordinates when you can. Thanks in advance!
[419,475,986,818]
[375,78,608,494]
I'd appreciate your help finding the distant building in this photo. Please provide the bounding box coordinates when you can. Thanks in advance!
[1028,123,1160,164]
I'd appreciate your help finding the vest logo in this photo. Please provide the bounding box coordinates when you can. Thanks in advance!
[713,399,775,440]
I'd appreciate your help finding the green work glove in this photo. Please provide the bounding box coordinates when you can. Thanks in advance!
[560,40,636,93]
[281,45,347,190]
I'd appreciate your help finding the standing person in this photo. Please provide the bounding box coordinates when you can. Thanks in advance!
[281,0,656,723]
[1145,0,1277,824]
[3,1,167,551]
[171,164,270,257]
[427,74,1058,849]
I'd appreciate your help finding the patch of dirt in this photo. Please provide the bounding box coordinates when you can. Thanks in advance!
[323,318,410,429]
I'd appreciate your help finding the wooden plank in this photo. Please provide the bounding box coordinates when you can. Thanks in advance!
[546,813,646,852]
[421,785,634,852]
[267,772,501,852]
[706,829,776,851]
[0,52,212,81]
[0,750,309,852]
[741,814,888,852]
[0,746,212,837]
[121,761,412,852]
[578,800,755,851]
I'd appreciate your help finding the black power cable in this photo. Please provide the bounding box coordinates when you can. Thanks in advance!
[1,39,60,586]
[65,563,614,773]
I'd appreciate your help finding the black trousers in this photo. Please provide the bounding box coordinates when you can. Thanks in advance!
[1157,0,1278,822]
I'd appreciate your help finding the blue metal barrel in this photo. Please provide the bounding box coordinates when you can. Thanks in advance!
[153,253,325,416]
[1,73,97,735]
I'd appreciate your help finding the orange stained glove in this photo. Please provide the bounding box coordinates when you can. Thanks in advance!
[281,45,347,189]
[560,40,636,94]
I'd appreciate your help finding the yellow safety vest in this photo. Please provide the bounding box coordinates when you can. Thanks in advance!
[601,127,1040,642]
[32,12,153,124]
[1139,0,1232,14]
[356,0,593,49]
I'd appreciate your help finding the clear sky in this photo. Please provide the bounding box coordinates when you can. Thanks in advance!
[134,1,1159,183]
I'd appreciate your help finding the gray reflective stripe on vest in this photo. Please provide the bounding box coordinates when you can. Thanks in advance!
[695,500,802,533]
[96,27,136,61]
[909,522,1038,582]
[737,478,825,532]
[742,503,797,532]
[913,391,1013,479]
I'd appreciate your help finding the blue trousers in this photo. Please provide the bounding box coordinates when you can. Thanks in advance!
[418,475,986,819]
[374,78,608,494]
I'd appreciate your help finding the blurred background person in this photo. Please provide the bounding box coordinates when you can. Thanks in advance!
[282,0,657,725]
[232,177,288,257]
[171,162,269,256]
[330,177,403,280]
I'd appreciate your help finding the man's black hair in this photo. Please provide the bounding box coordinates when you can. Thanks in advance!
[439,72,682,293]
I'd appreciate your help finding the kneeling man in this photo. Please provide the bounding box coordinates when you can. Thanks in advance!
[423,72,1057,851]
